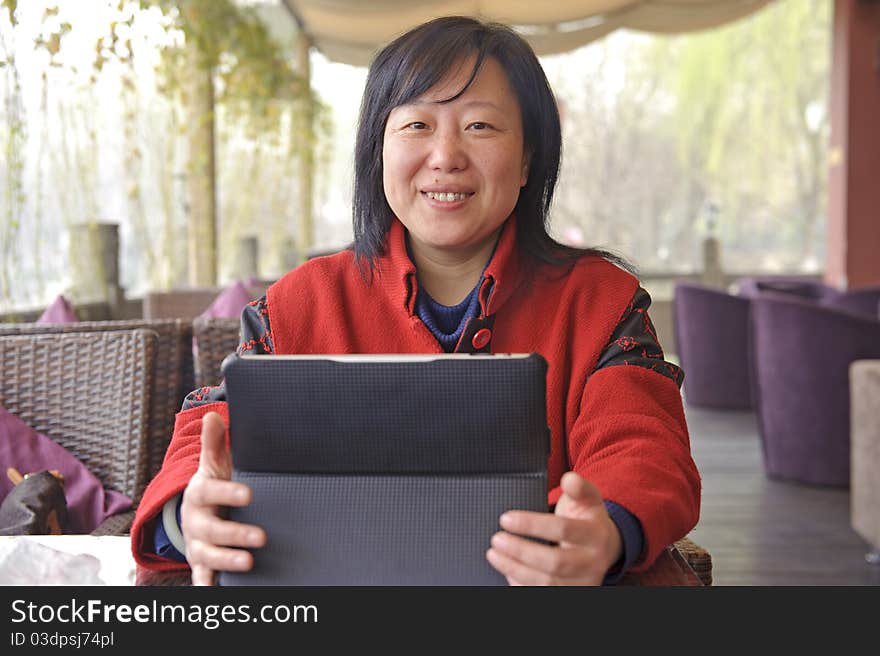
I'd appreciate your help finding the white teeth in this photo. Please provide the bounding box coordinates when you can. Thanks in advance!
[426,191,470,201]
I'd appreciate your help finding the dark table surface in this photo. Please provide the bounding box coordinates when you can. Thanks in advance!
[136,544,703,587]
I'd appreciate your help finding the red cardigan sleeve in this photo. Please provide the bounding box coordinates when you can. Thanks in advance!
[564,365,701,572]
[130,402,229,570]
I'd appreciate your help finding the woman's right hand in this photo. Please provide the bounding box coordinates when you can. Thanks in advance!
[180,411,266,586]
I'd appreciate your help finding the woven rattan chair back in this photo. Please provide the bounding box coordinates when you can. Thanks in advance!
[0,319,193,483]
[0,330,156,504]
[193,317,241,389]
[673,536,713,586]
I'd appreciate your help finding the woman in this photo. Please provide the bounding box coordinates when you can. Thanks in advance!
[132,16,700,586]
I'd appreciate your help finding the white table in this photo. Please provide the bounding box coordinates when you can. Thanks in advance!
[0,535,135,585]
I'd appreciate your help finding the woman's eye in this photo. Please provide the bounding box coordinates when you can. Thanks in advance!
[405,121,428,130]
[468,122,491,131]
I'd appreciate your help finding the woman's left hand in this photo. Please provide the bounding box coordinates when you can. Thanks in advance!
[486,471,623,585]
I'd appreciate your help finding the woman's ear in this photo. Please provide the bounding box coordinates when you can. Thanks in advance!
[520,153,530,188]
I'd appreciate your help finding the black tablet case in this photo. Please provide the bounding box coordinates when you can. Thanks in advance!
[218,354,549,586]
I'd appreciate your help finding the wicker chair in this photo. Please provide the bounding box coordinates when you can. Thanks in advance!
[0,330,156,535]
[673,536,712,586]
[0,319,194,485]
[193,316,241,389]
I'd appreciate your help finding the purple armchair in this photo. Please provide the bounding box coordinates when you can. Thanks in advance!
[672,281,752,409]
[820,286,880,319]
[750,294,880,487]
[735,275,837,303]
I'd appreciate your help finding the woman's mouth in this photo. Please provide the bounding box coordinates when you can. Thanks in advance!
[423,191,474,202]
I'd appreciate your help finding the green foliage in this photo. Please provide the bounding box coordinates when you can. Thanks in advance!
[1,1,18,26]
[149,0,315,136]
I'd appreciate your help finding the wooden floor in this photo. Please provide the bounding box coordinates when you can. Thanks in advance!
[683,405,880,586]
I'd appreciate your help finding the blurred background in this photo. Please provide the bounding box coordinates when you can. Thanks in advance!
[2,0,880,586]
[0,0,838,315]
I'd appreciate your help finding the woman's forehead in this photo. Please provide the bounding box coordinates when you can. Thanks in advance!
[404,56,517,107]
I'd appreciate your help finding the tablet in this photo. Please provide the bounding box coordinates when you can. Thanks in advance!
[218,353,549,586]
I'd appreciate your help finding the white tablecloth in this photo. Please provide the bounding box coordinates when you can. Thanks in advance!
[0,535,135,585]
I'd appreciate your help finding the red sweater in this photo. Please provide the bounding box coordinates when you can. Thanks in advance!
[132,217,701,572]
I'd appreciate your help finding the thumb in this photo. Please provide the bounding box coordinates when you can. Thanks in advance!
[198,411,231,480]
[560,471,604,508]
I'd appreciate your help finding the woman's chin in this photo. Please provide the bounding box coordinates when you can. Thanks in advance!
[405,220,505,258]
[413,235,498,262]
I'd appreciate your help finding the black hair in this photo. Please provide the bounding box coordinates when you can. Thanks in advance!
[352,15,633,275]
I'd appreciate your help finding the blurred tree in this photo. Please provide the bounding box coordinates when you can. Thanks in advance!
[661,0,830,271]
[551,0,830,274]
[0,0,829,313]
[151,0,315,285]
[0,0,26,307]
[0,0,331,312]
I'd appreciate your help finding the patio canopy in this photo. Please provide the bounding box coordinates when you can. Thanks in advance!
[280,0,774,66]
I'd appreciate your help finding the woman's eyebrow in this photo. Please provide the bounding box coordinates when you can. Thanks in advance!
[457,99,504,111]
[405,99,504,111]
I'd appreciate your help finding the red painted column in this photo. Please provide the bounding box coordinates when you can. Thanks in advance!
[827,0,880,289]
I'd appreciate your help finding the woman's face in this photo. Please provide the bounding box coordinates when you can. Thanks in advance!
[382,56,528,264]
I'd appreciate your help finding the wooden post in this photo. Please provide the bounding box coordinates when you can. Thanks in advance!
[185,42,218,287]
[68,222,122,309]
[235,236,259,280]
[700,203,724,288]
[296,33,314,262]
[827,0,880,289]
[701,236,725,289]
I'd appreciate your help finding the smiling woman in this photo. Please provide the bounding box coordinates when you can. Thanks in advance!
[132,16,701,587]
[381,56,528,304]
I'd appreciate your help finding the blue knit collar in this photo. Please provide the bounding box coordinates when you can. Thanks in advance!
[415,280,482,352]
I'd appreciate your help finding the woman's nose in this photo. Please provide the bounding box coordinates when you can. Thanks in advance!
[426,133,467,172]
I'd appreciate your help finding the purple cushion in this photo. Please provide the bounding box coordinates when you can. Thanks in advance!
[0,405,132,533]
[36,295,77,324]
[198,281,253,320]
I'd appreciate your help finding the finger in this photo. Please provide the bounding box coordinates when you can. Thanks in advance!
[185,477,252,508]
[487,546,604,586]
[199,412,231,478]
[560,472,604,507]
[490,531,593,578]
[486,547,559,586]
[187,540,254,573]
[190,563,214,587]
[188,514,266,549]
[7,467,23,485]
[500,510,592,545]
